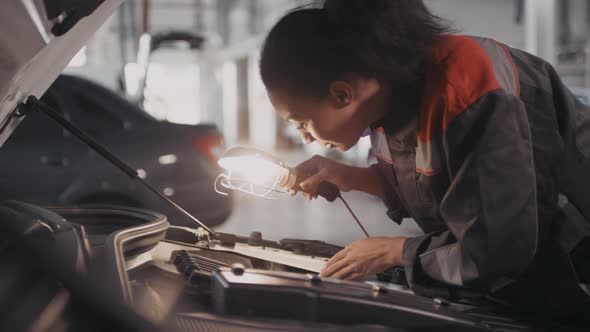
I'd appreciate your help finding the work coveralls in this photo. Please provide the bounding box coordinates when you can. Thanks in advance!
[370,35,590,316]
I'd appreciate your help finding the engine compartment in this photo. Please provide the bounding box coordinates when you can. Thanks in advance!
[0,201,572,331]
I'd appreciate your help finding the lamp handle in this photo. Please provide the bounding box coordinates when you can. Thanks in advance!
[317,182,340,202]
[285,168,339,202]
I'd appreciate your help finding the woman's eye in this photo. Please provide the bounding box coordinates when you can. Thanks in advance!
[289,119,308,130]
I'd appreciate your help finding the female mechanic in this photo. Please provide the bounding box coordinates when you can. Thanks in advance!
[259,0,590,316]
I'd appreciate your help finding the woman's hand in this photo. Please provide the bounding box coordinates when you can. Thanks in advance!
[319,237,406,281]
[293,155,354,198]
[292,155,384,199]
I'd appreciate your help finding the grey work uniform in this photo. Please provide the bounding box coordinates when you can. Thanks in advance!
[371,35,590,317]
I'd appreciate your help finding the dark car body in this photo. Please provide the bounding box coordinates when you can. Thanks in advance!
[0,74,231,227]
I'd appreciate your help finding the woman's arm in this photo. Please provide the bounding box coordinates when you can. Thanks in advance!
[403,89,538,288]
[320,89,539,284]
[341,164,385,198]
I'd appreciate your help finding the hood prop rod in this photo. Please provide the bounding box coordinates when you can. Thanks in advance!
[20,96,217,236]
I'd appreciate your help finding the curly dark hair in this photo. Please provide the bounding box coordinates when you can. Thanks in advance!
[260,0,452,98]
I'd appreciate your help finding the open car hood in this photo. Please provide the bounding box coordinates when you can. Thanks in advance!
[0,0,122,146]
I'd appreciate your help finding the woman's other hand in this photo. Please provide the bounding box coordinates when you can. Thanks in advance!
[319,237,407,281]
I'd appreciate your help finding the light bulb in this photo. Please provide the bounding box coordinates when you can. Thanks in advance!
[218,155,296,190]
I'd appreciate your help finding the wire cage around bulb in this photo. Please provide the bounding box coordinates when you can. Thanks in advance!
[214,169,290,199]
[214,147,296,199]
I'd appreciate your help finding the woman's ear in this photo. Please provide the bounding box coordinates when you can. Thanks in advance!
[329,81,353,107]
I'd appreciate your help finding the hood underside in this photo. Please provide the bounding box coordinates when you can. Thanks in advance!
[0,0,122,146]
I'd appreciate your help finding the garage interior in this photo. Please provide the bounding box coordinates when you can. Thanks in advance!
[1,0,590,331]
[59,0,590,246]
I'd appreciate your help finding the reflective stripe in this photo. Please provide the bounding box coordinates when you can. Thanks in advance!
[419,243,479,286]
[374,125,441,175]
[416,139,442,175]
[370,128,394,165]
[472,37,520,97]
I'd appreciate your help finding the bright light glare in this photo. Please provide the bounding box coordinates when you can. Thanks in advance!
[163,187,175,196]
[221,61,238,144]
[123,62,143,97]
[137,168,147,179]
[158,154,178,165]
[143,51,201,125]
[218,156,286,186]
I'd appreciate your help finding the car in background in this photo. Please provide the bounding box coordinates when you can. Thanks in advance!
[0,74,231,227]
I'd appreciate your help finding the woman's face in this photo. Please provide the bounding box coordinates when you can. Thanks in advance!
[269,78,387,151]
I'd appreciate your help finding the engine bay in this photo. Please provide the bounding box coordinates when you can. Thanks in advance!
[0,200,554,332]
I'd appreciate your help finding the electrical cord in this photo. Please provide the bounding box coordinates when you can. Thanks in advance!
[338,194,370,238]
[316,182,370,238]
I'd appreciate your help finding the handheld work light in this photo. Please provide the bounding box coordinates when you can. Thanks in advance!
[215,147,369,237]
[215,147,297,199]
